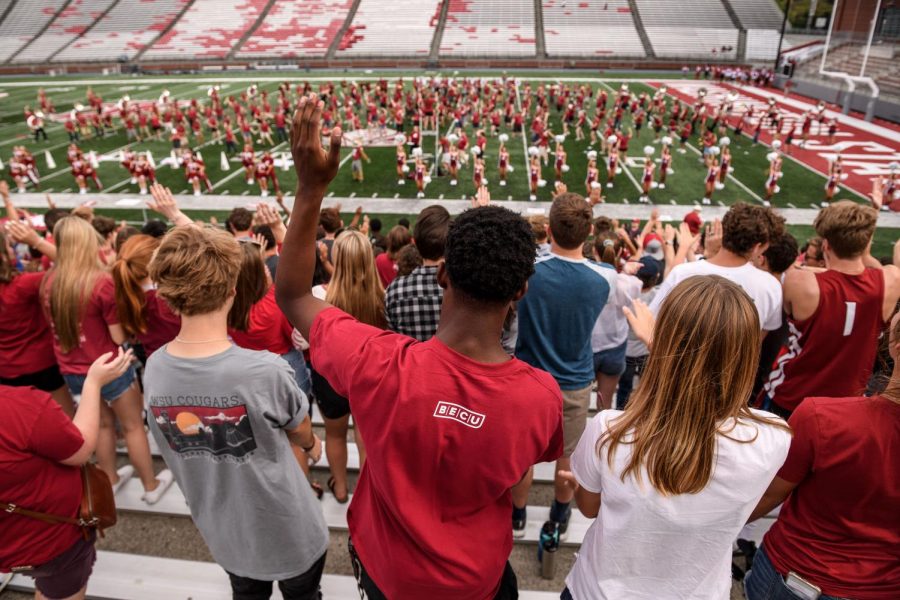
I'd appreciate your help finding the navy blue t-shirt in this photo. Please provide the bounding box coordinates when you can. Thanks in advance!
[516,254,613,390]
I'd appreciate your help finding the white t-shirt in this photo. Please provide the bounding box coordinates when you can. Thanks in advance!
[566,409,790,600]
[591,271,643,353]
[648,260,783,331]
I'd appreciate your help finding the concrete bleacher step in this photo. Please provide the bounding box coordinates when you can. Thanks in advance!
[114,478,595,547]
[7,551,559,599]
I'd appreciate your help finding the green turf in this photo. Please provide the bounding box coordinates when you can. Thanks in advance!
[0,73,864,209]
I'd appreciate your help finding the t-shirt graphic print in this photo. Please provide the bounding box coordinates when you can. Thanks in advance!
[150,402,257,462]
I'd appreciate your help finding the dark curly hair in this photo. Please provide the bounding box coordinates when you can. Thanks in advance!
[763,232,798,274]
[722,202,785,257]
[445,206,535,304]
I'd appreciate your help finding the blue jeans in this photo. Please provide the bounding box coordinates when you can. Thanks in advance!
[745,545,849,600]
[281,349,312,396]
[615,354,647,410]
[63,364,137,403]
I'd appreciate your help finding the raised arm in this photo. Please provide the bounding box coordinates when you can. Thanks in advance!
[275,94,343,339]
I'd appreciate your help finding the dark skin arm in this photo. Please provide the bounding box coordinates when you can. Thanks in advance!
[748,476,798,522]
[275,93,343,340]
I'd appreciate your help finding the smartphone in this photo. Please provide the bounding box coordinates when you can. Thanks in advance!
[784,572,821,600]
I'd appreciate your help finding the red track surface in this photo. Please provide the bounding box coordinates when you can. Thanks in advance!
[653,81,900,198]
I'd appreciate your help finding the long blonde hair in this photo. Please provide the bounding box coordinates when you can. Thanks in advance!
[601,275,789,495]
[326,230,386,328]
[44,216,105,352]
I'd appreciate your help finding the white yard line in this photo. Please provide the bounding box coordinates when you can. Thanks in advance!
[596,81,645,197]
[684,141,767,205]
[513,81,532,193]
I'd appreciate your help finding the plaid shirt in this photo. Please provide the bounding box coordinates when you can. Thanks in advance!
[384,265,443,341]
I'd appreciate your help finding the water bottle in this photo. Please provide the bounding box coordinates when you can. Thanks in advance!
[538,520,560,580]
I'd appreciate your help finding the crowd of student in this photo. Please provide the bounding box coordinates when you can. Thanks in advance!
[1,98,898,600]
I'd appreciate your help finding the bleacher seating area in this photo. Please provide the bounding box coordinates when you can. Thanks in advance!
[794,43,900,99]
[441,0,536,57]
[0,0,789,65]
[338,0,441,56]
[237,0,354,58]
[542,0,645,58]
[66,0,190,61]
[639,0,739,59]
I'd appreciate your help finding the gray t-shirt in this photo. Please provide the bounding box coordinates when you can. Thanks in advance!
[144,345,328,580]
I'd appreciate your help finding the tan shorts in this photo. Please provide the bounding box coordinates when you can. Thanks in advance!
[561,384,592,457]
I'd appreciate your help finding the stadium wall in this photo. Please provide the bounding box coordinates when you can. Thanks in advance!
[775,74,900,123]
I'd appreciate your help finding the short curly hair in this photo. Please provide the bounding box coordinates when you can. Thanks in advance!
[445,206,535,304]
[722,202,785,257]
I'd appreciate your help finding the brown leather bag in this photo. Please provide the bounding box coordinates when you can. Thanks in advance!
[2,463,117,539]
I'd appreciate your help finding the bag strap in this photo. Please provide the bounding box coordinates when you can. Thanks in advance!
[2,502,94,528]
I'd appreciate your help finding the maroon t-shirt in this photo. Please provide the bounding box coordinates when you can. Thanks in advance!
[0,273,56,378]
[311,307,563,599]
[764,396,900,599]
[42,273,120,376]
[375,252,397,288]
[0,385,83,570]
[138,289,181,357]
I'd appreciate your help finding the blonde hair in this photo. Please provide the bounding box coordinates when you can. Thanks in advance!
[326,230,386,328]
[44,217,105,352]
[149,226,241,316]
[113,235,160,337]
[601,275,789,495]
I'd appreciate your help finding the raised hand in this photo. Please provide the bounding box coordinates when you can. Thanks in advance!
[704,218,723,259]
[5,219,41,247]
[623,298,655,347]
[291,93,342,198]
[471,186,491,208]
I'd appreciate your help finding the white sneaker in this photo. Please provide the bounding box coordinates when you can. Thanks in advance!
[763,200,771,207]
[607,182,614,188]
[715,183,725,190]
[702,198,711,205]
[500,180,506,186]
[112,465,135,494]
[141,469,175,506]
[659,183,666,189]
[417,192,424,198]
[130,178,137,184]
[821,201,829,208]
[261,190,269,197]
[139,188,147,195]
[79,188,87,195]
[248,179,254,185]
[194,190,201,197]
[398,179,405,185]
[450,180,457,186]
[529,194,537,201]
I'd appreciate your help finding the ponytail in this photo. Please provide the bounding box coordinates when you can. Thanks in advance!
[113,235,159,337]
[593,231,620,267]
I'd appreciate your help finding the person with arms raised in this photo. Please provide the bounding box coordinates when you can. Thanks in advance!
[276,94,563,600]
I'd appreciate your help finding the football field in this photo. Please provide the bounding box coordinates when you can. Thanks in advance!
[2,70,898,255]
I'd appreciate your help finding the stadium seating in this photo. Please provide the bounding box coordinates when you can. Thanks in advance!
[638,0,738,59]
[745,29,781,61]
[337,0,441,57]
[0,0,66,63]
[728,0,784,30]
[441,0,537,57]
[63,0,190,62]
[142,0,269,60]
[236,0,354,58]
[542,0,645,57]
[793,43,900,98]
[13,0,117,64]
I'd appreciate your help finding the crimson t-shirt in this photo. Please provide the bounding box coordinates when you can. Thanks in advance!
[0,273,56,378]
[763,396,900,599]
[0,385,84,570]
[42,273,120,376]
[138,289,181,356]
[374,252,397,288]
[229,286,293,356]
[310,307,564,600]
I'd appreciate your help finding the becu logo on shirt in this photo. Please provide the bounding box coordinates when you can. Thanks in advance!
[433,401,485,429]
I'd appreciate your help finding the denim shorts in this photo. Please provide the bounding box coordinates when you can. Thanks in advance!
[280,349,311,396]
[593,341,628,377]
[63,364,136,404]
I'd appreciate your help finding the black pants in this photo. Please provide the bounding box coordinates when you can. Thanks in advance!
[34,127,47,141]
[226,552,326,600]
[350,540,518,599]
